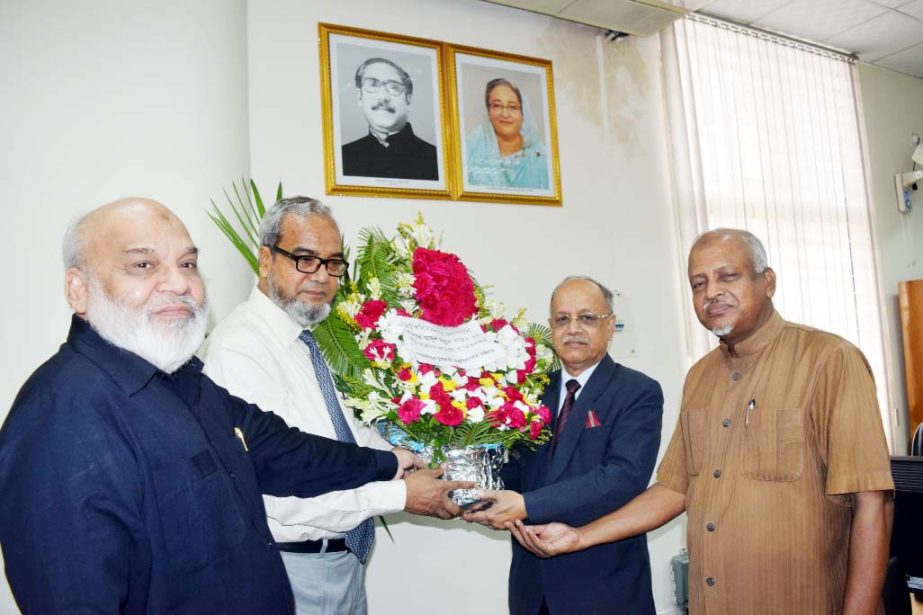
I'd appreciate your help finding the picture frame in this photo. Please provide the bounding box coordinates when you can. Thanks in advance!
[319,23,452,199]
[447,45,562,205]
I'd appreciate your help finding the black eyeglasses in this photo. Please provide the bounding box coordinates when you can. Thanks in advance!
[270,245,348,277]
[361,77,406,97]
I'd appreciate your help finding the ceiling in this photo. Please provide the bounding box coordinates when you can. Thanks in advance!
[483,0,923,78]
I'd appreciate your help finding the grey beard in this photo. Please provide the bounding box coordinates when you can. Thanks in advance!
[268,282,331,327]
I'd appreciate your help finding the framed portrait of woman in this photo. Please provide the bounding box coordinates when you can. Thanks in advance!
[447,45,561,205]
[319,23,452,199]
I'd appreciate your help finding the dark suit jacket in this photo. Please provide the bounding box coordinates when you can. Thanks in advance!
[503,355,663,615]
[341,122,438,180]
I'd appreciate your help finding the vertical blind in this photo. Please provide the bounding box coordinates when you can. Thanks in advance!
[664,15,890,440]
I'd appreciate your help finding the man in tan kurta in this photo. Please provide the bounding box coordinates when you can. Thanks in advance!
[508,228,894,614]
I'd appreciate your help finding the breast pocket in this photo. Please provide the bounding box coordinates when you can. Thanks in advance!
[152,450,246,574]
[681,409,707,477]
[742,407,805,481]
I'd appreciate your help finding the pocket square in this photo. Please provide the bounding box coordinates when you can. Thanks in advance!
[585,410,601,428]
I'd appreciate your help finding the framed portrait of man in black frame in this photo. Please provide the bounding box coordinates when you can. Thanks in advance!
[319,23,452,199]
[447,45,562,205]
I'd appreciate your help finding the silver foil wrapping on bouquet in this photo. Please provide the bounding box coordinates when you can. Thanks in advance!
[442,445,505,507]
[375,421,505,507]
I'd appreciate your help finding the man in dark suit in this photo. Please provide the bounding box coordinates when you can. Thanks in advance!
[341,57,438,181]
[465,276,663,615]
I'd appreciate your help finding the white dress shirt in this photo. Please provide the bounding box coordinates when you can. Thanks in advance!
[200,287,406,543]
[556,361,600,413]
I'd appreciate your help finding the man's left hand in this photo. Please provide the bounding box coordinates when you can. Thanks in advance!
[391,447,425,479]
[463,489,526,530]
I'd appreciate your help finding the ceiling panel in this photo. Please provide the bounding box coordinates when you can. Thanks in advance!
[482,0,576,13]
[753,0,887,42]
[699,0,789,24]
[875,42,923,77]
[558,0,684,35]
[826,9,923,61]
[895,0,923,18]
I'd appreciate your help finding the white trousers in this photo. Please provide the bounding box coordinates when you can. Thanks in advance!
[280,549,367,615]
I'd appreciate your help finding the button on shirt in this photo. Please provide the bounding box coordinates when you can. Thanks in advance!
[0,316,397,613]
[656,311,893,615]
[201,287,406,543]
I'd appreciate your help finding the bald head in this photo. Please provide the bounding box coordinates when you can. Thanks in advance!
[687,227,776,346]
[61,197,207,373]
[63,198,190,271]
[689,228,768,276]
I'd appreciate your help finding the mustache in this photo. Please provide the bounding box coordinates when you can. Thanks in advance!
[371,101,396,113]
[147,293,203,313]
[562,334,587,344]
[702,298,730,311]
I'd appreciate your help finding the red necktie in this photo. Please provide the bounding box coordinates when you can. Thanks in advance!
[552,379,581,454]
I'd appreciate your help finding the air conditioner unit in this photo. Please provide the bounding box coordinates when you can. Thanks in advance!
[482,0,690,37]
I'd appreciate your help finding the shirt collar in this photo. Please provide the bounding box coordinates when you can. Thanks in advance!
[719,309,784,359]
[562,359,601,390]
[66,314,204,397]
[369,122,414,147]
[246,285,307,347]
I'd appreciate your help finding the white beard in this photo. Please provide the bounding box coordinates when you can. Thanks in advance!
[85,280,208,374]
[711,324,734,337]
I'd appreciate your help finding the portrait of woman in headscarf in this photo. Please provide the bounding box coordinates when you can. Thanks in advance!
[465,78,550,190]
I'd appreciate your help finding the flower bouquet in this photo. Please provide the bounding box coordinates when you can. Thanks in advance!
[313,215,557,505]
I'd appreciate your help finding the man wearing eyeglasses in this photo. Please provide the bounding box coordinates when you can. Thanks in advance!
[465,276,664,615]
[200,197,466,614]
[341,57,439,181]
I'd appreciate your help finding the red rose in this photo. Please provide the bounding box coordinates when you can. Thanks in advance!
[355,300,388,329]
[412,248,477,326]
[489,318,509,331]
[535,405,552,424]
[504,387,523,403]
[397,398,424,423]
[362,339,395,363]
[486,406,507,428]
[506,405,527,429]
[466,397,483,410]
[529,421,543,440]
[397,367,414,381]
[434,403,464,426]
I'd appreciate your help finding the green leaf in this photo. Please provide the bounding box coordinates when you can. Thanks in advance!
[207,179,283,276]
[313,314,370,380]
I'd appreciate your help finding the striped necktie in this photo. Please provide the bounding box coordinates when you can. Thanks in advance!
[552,379,581,455]
[299,329,374,563]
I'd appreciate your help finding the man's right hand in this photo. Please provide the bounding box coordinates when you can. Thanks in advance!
[404,467,475,520]
[507,520,581,558]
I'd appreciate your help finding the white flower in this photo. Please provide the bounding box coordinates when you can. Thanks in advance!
[336,295,362,320]
[420,398,438,415]
[467,406,485,423]
[410,222,434,247]
[396,272,416,297]
[378,310,406,344]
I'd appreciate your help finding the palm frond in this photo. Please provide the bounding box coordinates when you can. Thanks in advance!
[355,228,400,304]
[525,322,560,371]
[313,314,370,380]
[207,179,281,276]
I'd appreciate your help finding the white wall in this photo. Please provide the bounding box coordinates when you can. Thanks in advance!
[857,62,923,453]
[0,1,252,612]
[246,1,687,613]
